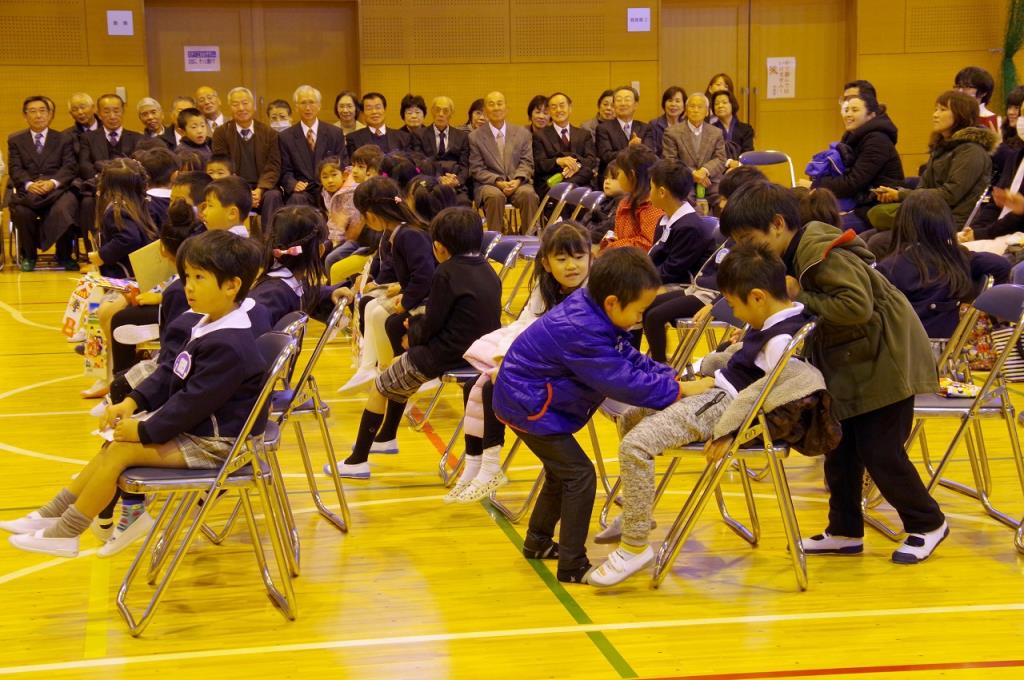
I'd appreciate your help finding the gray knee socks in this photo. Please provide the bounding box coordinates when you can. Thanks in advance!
[38,489,76,518]
[43,505,91,539]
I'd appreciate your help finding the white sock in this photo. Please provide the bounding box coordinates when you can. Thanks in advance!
[475,446,503,481]
[458,455,482,484]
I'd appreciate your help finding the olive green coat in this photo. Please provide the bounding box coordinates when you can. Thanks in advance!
[792,221,937,420]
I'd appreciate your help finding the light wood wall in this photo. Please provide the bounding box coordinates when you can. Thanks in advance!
[359,0,662,129]
[853,0,1018,171]
[0,0,148,144]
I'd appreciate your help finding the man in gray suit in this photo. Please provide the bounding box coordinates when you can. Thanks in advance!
[662,93,727,206]
[469,91,539,232]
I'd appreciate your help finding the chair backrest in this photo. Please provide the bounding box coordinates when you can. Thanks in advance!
[546,182,573,203]
[710,295,744,331]
[278,299,349,419]
[972,283,1024,324]
[580,190,606,212]
[485,238,524,280]
[729,321,817,449]
[738,150,796,187]
[270,311,308,389]
[565,186,594,220]
[481,230,502,258]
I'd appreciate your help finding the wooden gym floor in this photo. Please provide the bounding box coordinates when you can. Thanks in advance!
[1,264,1024,680]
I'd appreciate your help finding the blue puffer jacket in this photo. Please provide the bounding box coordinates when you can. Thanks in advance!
[493,288,681,435]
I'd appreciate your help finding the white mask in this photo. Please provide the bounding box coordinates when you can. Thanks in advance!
[270,120,291,133]
[1016,116,1024,139]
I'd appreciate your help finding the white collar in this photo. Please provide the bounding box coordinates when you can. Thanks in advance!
[147,187,172,198]
[190,303,252,341]
[267,266,303,298]
[761,302,805,331]
[434,124,449,136]
[147,126,166,137]
[687,121,703,135]
[236,123,255,136]
[659,202,696,228]
[229,224,249,237]
[301,120,319,136]
[174,130,183,143]
[208,113,224,126]
[489,122,507,138]
[618,118,634,129]
[369,125,387,136]
[554,123,571,137]
[86,120,98,131]
[30,128,49,140]
[104,126,124,139]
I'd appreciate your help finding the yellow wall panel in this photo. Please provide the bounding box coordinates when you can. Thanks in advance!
[609,60,661,120]
[361,64,411,126]
[856,0,905,55]
[84,0,146,66]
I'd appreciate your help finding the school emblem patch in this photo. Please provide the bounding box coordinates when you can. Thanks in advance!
[173,351,193,379]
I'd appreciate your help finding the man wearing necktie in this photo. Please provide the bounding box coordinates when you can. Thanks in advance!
[343,92,414,159]
[417,96,471,197]
[8,95,79,271]
[595,85,652,176]
[532,92,598,195]
[468,91,539,233]
[262,84,347,224]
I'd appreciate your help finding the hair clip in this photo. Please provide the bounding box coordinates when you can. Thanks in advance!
[273,246,303,257]
[380,171,389,177]
[415,167,421,173]
[393,195,403,204]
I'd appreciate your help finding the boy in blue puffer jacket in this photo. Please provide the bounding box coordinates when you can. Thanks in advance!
[493,248,685,583]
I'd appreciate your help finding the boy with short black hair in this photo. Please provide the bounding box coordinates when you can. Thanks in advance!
[328,207,502,480]
[202,176,252,236]
[493,247,684,583]
[205,154,234,180]
[175,107,213,162]
[590,243,817,586]
[170,170,213,207]
[1,230,267,557]
[720,180,947,564]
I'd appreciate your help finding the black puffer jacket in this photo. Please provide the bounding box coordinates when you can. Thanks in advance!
[814,114,904,206]
[898,126,998,228]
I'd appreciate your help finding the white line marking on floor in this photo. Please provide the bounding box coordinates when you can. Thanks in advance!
[0,300,61,331]
[0,602,1022,675]
[0,410,94,418]
[0,442,87,465]
[0,374,80,401]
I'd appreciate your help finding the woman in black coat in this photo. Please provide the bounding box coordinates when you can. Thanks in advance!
[810,89,904,223]
[709,89,754,169]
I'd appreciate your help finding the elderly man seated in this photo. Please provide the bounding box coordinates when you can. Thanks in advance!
[468,91,539,232]
[662,93,727,209]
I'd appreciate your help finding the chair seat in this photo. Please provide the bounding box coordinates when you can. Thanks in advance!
[270,389,327,417]
[914,391,1006,416]
[119,459,271,493]
[441,368,481,383]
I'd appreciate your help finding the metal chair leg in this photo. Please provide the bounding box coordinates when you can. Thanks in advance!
[489,438,547,522]
[715,460,760,545]
[763,451,808,590]
[405,381,446,431]
[438,414,466,486]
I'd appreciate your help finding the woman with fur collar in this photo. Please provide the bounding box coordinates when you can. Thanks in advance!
[868,90,997,231]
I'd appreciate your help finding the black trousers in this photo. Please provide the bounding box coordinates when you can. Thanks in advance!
[12,197,76,262]
[642,290,706,363]
[520,431,596,572]
[824,395,945,537]
[110,304,160,374]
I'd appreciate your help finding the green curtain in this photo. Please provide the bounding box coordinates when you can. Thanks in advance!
[1004,0,1024,95]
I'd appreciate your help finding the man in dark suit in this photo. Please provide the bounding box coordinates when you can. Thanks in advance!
[137,97,174,149]
[532,92,598,195]
[63,92,99,157]
[8,96,79,271]
[417,95,470,196]
[211,86,281,220]
[468,91,539,232]
[262,85,347,223]
[595,86,652,175]
[345,92,413,158]
[78,93,144,237]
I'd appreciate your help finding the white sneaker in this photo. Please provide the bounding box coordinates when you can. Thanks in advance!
[90,517,114,542]
[454,471,509,503]
[336,368,377,394]
[442,480,472,504]
[112,323,160,345]
[892,521,949,564]
[593,514,657,545]
[322,461,371,479]
[368,439,399,455]
[0,512,59,534]
[803,532,864,555]
[98,511,156,557]
[588,545,655,587]
[66,330,86,343]
[9,530,79,558]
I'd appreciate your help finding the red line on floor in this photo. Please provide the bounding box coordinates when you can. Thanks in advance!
[643,658,1024,680]
[411,405,458,469]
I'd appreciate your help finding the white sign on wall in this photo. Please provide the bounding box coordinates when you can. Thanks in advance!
[627,8,651,32]
[184,46,221,73]
[766,57,796,99]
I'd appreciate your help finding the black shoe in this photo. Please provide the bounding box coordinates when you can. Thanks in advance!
[60,259,80,272]
[556,561,593,584]
[522,541,559,560]
[19,259,36,272]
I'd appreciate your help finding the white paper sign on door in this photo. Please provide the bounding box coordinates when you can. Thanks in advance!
[766,57,796,99]
[185,46,220,73]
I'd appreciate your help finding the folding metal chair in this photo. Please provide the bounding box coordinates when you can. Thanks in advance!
[903,285,1024,532]
[501,240,542,318]
[650,320,817,590]
[739,150,797,187]
[434,368,486,486]
[563,186,594,221]
[574,190,605,224]
[115,332,300,636]
[481,230,502,258]
[537,182,577,229]
[524,182,571,235]
[273,300,352,532]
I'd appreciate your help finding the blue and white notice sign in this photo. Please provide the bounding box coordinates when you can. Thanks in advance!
[184,46,220,73]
